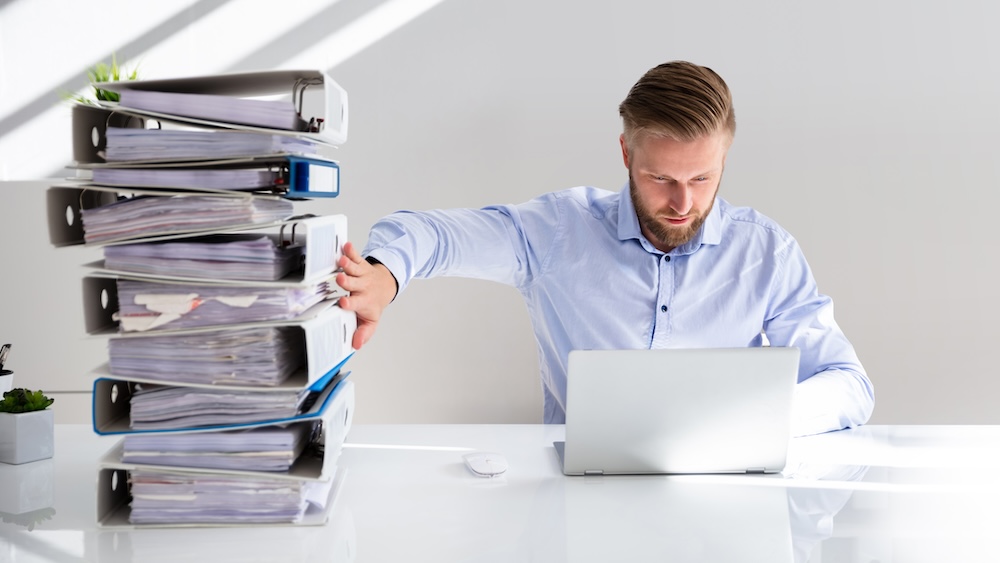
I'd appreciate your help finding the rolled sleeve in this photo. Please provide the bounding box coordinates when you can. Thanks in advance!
[766,238,875,435]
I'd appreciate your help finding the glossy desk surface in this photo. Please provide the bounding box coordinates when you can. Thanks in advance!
[3,424,1000,562]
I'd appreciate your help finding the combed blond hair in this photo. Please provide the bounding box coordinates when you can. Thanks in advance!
[619,61,736,150]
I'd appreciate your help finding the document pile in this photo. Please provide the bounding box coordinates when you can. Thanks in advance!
[49,69,360,528]
[127,383,311,430]
[127,469,334,525]
[104,128,317,162]
[91,167,280,191]
[103,234,304,282]
[80,194,293,244]
[119,88,308,131]
[113,278,335,332]
[108,326,304,386]
[121,423,312,471]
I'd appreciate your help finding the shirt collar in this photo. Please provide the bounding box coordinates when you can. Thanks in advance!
[616,182,724,255]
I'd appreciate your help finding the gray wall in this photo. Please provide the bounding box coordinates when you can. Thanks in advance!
[1,0,998,425]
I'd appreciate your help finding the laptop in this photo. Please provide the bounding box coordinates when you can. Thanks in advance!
[554,347,799,476]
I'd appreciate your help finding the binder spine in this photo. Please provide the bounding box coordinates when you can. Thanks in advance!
[319,73,348,144]
[92,378,134,434]
[47,185,119,247]
[304,306,357,385]
[317,379,355,477]
[284,156,340,198]
[297,214,347,281]
[83,276,120,334]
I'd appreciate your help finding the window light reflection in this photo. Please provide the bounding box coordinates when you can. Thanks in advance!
[343,443,474,452]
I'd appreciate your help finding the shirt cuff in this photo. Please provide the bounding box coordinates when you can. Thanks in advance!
[364,255,399,299]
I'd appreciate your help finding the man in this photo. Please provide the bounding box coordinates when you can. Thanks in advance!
[335,61,874,436]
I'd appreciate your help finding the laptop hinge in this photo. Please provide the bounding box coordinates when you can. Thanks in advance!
[584,470,604,476]
[745,467,767,474]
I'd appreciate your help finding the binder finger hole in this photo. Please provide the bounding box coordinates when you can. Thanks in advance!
[111,470,119,491]
[65,206,76,227]
[110,383,119,404]
[101,289,110,310]
[91,127,100,148]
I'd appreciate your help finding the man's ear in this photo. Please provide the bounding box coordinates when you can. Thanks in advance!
[619,134,630,169]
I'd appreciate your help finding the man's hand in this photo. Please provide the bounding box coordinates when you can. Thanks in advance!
[336,242,398,350]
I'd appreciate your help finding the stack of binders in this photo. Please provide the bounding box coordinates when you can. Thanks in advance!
[48,70,357,528]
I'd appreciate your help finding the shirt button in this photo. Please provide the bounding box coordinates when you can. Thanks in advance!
[665,256,671,262]
[660,305,668,313]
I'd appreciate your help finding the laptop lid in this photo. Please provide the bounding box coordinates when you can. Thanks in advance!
[556,347,799,476]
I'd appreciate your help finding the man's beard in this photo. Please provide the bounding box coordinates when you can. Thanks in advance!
[629,172,717,251]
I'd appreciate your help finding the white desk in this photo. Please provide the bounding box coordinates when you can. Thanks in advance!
[3,425,1000,562]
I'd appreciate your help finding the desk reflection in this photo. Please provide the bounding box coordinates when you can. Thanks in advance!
[0,497,355,563]
[501,463,868,563]
[89,504,356,563]
[0,458,56,532]
[785,464,870,562]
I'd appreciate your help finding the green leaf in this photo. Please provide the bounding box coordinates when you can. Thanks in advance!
[64,53,140,105]
[0,388,54,413]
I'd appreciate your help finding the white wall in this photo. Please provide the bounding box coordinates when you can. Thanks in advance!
[1,0,998,425]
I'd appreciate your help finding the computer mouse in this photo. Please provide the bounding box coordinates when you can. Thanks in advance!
[463,452,508,478]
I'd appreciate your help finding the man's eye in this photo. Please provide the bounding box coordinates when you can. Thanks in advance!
[694,176,708,182]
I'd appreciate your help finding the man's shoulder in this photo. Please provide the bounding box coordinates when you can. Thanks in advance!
[503,186,619,234]
[716,197,793,241]
[546,186,619,218]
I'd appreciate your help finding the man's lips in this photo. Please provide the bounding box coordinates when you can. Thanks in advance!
[664,216,690,225]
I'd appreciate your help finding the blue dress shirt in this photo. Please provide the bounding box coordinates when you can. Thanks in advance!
[363,185,875,436]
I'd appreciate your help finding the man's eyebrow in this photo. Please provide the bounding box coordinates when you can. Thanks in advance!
[641,168,720,179]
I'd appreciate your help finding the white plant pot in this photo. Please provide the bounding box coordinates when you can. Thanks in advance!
[0,373,12,394]
[0,410,54,465]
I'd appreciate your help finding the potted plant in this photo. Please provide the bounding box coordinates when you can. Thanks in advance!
[68,54,143,163]
[0,388,55,465]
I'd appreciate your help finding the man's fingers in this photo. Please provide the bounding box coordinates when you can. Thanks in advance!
[337,293,366,313]
[342,241,363,263]
[336,271,360,293]
[352,322,376,350]
[335,241,390,351]
[338,256,365,277]
[338,291,379,319]
[339,295,377,349]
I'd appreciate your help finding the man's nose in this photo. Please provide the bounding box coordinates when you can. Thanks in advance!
[667,185,693,215]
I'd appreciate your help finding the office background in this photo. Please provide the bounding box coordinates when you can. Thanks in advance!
[0,0,996,425]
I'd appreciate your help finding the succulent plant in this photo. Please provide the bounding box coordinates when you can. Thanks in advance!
[0,388,54,413]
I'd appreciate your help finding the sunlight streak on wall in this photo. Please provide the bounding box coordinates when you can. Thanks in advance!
[278,0,447,71]
[0,0,445,180]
